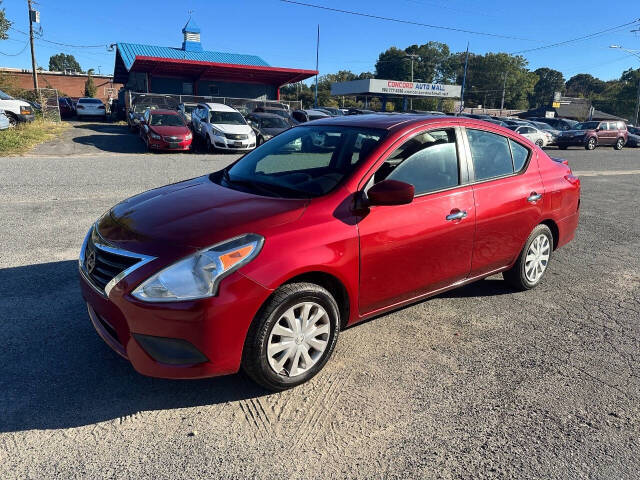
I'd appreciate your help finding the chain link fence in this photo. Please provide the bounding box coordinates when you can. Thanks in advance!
[36,88,61,122]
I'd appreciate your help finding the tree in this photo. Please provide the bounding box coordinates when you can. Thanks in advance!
[49,53,83,73]
[0,1,11,40]
[565,74,606,98]
[84,69,96,97]
[530,67,565,107]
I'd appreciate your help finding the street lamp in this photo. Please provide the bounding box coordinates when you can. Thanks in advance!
[609,45,640,125]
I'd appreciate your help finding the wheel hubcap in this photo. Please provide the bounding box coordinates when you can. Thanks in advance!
[524,234,550,283]
[267,301,331,378]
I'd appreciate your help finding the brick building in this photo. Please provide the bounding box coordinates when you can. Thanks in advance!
[0,67,122,102]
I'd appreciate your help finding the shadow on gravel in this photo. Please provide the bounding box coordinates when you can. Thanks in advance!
[71,123,146,154]
[0,260,268,433]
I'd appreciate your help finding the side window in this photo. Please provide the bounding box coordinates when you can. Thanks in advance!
[373,128,460,195]
[509,139,530,172]
[467,129,514,181]
[617,121,626,130]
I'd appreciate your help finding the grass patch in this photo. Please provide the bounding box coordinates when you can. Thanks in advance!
[0,119,70,156]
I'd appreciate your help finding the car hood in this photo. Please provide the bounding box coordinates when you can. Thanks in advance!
[97,175,308,257]
[262,127,287,136]
[211,123,252,135]
[149,125,190,136]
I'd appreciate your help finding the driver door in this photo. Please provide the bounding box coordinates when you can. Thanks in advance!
[357,127,475,315]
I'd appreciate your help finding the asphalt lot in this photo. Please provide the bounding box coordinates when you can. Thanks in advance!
[1,123,639,479]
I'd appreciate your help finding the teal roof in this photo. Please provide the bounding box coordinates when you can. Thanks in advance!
[116,43,270,71]
[182,18,200,34]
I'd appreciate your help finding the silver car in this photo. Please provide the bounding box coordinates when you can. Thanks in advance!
[0,109,10,130]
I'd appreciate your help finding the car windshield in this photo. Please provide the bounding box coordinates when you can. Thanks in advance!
[0,89,14,100]
[574,121,599,130]
[150,114,185,127]
[217,126,386,198]
[210,111,246,125]
[261,117,289,128]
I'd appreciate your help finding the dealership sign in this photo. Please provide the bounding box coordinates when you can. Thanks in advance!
[331,79,462,98]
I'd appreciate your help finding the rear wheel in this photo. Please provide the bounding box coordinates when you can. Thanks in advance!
[585,137,596,150]
[5,112,17,127]
[503,224,553,291]
[535,139,544,147]
[614,137,624,150]
[242,282,340,391]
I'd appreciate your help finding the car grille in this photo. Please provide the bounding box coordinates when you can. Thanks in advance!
[83,230,142,293]
[163,135,182,142]
[225,133,248,140]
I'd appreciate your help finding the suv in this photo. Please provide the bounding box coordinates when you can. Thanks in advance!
[191,103,256,152]
[534,117,578,132]
[556,120,628,150]
[0,88,34,126]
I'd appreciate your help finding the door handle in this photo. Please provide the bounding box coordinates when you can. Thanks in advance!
[446,210,467,221]
[527,192,542,202]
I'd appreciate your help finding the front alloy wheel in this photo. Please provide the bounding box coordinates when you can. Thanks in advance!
[614,138,624,150]
[243,282,340,391]
[585,137,596,150]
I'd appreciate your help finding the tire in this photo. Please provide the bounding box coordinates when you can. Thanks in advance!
[503,224,554,291]
[558,145,568,150]
[614,137,624,150]
[206,135,214,153]
[535,139,544,147]
[5,112,17,127]
[242,282,341,391]
[585,137,596,150]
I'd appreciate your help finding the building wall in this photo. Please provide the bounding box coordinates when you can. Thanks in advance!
[0,69,123,102]
[142,74,277,100]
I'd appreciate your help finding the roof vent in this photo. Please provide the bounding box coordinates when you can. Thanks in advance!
[182,18,202,52]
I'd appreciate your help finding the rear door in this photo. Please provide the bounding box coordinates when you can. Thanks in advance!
[358,126,475,314]
[599,122,615,145]
[463,127,545,276]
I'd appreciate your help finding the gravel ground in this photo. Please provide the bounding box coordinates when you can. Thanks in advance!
[1,126,639,479]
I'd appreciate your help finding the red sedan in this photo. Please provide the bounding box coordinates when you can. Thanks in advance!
[139,109,192,151]
[80,115,580,390]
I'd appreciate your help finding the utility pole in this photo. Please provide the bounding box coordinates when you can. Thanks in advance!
[404,54,419,110]
[459,43,469,115]
[500,72,507,113]
[314,24,319,108]
[28,0,39,90]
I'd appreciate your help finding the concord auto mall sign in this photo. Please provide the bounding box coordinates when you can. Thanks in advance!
[331,79,462,98]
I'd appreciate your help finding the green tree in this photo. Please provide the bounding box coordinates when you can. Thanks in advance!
[49,53,83,73]
[84,69,96,97]
[0,1,11,40]
[565,73,606,98]
[530,67,565,107]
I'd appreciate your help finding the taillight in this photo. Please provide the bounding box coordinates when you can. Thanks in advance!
[20,106,31,114]
[564,174,580,186]
[98,105,106,110]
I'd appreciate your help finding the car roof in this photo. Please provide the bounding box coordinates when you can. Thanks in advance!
[305,113,462,131]
[250,112,284,119]
[201,102,238,112]
[149,109,179,115]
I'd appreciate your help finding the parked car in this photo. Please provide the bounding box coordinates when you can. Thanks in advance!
[508,125,549,147]
[128,95,177,131]
[58,97,75,118]
[253,106,297,125]
[0,88,35,126]
[526,120,560,144]
[0,109,10,130]
[177,102,198,124]
[245,112,291,145]
[556,120,627,150]
[346,107,376,115]
[317,106,344,116]
[625,126,640,147]
[535,117,578,132]
[76,97,107,120]
[139,109,192,152]
[191,103,256,152]
[79,115,580,390]
[291,109,330,123]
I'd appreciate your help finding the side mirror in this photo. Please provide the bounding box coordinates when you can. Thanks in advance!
[367,180,415,206]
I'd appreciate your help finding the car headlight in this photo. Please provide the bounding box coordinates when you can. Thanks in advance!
[185,132,192,140]
[131,234,264,302]
[150,132,161,140]
[212,128,224,137]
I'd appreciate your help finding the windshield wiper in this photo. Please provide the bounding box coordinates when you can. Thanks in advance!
[222,169,309,198]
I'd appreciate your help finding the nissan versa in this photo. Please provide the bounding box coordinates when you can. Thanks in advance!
[79,115,580,390]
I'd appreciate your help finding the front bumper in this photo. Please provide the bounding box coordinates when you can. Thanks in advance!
[80,264,272,379]
[556,136,586,147]
[17,113,35,122]
[212,134,256,151]
[148,137,192,151]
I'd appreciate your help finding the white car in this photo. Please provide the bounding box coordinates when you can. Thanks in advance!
[191,103,256,152]
[76,97,107,120]
[0,88,35,126]
[511,125,548,147]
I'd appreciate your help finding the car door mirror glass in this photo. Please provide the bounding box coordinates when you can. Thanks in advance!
[367,180,415,206]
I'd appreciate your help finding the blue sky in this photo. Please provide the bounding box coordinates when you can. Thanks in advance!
[1,0,639,82]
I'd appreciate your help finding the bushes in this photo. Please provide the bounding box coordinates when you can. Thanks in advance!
[0,119,69,156]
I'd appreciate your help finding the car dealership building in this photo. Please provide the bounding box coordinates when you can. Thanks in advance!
[113,19,316,101]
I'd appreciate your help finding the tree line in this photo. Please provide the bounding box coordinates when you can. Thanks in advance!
[281,41,640,120]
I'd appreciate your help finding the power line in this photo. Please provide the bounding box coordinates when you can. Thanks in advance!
[0,39,30,56]
[279,0,535,41]
[510,18,640,55]
[9,26,109,49]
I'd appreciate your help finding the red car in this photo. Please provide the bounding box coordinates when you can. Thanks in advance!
[80,115,580,390]
[139,109,192,151]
